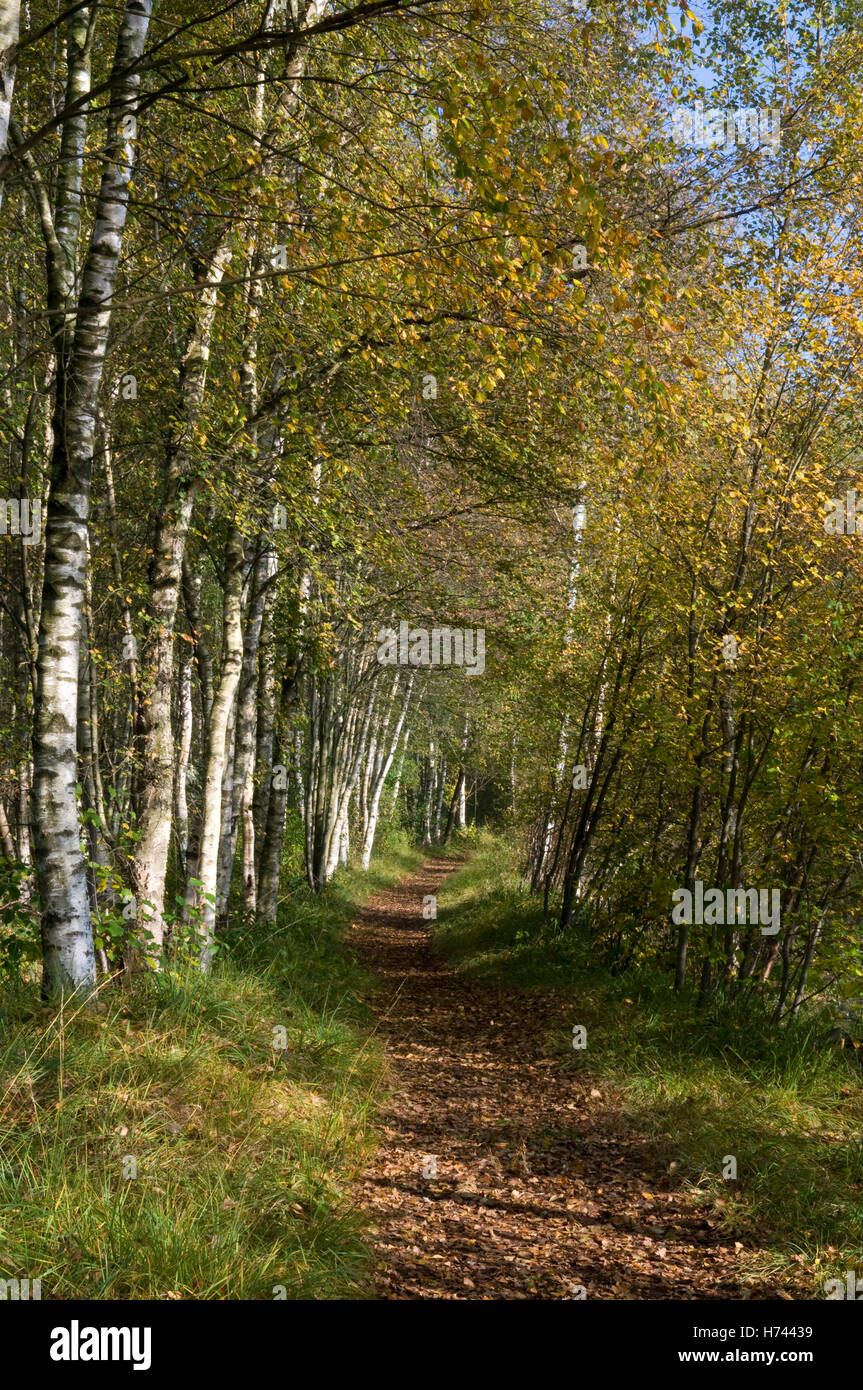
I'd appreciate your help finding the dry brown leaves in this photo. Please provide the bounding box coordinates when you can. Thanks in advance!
[352,860,796,1301]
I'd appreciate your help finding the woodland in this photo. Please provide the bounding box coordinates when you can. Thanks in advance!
[1,0,863,1303]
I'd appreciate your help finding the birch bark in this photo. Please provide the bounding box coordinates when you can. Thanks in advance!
[131,241,232,958]
[360,674,413,869]
[196,529,245,970]
[0,0,20,210]
[33,0,152,998]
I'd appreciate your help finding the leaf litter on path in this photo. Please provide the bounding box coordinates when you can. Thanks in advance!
[352,859,797,1301]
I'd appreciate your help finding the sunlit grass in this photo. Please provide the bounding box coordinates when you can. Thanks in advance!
[0,833,422,1299]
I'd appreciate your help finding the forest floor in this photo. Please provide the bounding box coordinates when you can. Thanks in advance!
[352,856,805,1300]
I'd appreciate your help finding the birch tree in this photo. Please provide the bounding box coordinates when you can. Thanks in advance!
[33,0,153,998]
[0,0,19,209]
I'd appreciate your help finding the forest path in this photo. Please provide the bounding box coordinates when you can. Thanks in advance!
[353,857,789,1300]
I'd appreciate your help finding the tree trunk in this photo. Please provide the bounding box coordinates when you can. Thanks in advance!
[131,239,232,961]
[0,799,16,861]
[257,679,290,928]
[252,546,278,880]
[0,0,21,210]
[195,529,245,970]
[241,764,256,913]
[360,674,413,869]
[33,0,152,998]
[174,649,193,874]
[215,540,271,923]
[390,724,410,815]
[433,755,447,842]
[443,768,465,845]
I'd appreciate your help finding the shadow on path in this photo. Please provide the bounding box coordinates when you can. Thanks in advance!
[353,859,788,1301]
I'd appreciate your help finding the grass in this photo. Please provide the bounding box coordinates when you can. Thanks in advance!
[435,830,863,1293]
[0,827,421,1300]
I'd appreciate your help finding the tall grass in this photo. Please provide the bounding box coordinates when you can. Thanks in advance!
[0,832,421,1300]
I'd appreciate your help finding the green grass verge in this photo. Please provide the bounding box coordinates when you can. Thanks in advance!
[435,830,863,1293]
[0,830,421,1300]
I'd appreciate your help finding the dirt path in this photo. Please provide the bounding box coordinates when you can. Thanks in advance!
[353,858,791,1301]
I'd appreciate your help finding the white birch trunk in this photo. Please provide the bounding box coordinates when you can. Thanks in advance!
[174,651,193,871]
[0,0,21,211]
[216,541,272,918]
[241,764,256,913]
[196,530,245,970]
[33,0,152,997]
[0,799,15,861]
[131,240,232,959]
[360,674,413,870]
